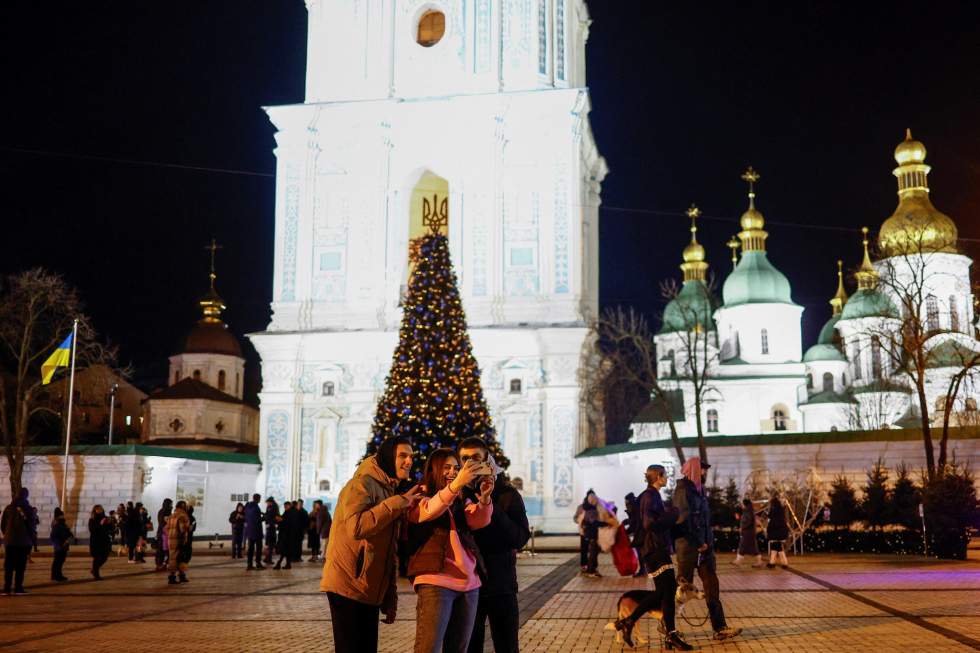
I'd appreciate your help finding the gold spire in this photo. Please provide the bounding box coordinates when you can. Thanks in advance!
[737,166,768,251]
[680,204,708,282]
[830,259,848,315]
[855,227,879,290]
[199,238,226,324]
[878,129,957,257]
[726,235,740,269]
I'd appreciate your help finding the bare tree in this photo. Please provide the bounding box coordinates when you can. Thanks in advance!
[0,268,119,496]
[657,275,719,465]
[591,306,686,464]
[854,227,980,481]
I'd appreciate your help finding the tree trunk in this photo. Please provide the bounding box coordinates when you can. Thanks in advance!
[693,390,708,466]
[915,380,935,480]
[665,417,686,466]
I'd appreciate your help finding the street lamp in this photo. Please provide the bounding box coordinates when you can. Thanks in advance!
[107,383,118,445]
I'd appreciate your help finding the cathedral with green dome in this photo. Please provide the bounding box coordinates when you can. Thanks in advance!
[637,131,980,442]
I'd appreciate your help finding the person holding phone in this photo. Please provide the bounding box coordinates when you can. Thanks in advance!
[320,436,422,653]
[406,448,494,653]
[458,437,530,653]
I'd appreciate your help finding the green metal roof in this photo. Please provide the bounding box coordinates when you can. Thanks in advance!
[925,339,980,369]
[817,314,840,345]
[803,390,857,405]
[722,251,794,307]
[659,280,719,334]
[22,444,260,465]
[577,427,980,459]
[839,288,898,320]
[803,343,846,363]
[632,390,686,423]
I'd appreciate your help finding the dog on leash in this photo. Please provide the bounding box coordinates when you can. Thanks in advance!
[605,582,705,647]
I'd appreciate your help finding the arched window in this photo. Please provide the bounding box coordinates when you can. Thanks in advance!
[822,372,834,393]
[218,370,226,392]
[192,370,201,381]
[949,296,960,332]
[842,372,848,385]
[772,406,788,431]
[322,381,335,397]
[926,295,940,333]
[173,371,180,385]
[706,409,719,433]
[509,378,522,394]
[806,373,813,389]
[667,350,676,377]
[761,329,769,355]
[871,337,883,379]
[852,347,862,380]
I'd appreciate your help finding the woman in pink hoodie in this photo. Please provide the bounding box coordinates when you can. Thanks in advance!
[406,447,494,653]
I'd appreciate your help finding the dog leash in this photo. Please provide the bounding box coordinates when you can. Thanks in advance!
[678,552,710,628]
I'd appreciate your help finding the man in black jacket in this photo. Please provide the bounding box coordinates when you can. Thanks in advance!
[459,437,531,653]
[614,464,692,650]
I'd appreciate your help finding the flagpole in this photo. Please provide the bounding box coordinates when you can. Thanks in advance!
[60,319,79,510]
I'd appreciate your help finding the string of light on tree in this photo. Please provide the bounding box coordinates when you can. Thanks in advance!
[365,230,509,478]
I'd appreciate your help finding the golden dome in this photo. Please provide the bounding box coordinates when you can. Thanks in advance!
[878,130,958,257]
[680,204,708,281]
[894,128,926,165]
[829,259,848,316]
[737,166,768,251]
[740,207,765,231]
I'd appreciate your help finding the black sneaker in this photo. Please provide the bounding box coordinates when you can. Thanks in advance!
[168,575,178,585]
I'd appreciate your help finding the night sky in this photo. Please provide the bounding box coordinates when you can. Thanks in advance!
[2,2,978,398]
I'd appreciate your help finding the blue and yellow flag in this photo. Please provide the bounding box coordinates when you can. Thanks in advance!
[41,333,73,385]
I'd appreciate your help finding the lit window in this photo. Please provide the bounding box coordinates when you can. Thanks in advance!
[417,10,445,47]
[125,415,132,426]
[706,409,719,433]
[761,329,769,355]
[509,379,522,394]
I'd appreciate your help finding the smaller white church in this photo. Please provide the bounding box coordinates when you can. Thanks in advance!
[635,131,980,443]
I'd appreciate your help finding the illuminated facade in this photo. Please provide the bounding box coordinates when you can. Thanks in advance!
[249,1,607,529]
[634,132,980,443]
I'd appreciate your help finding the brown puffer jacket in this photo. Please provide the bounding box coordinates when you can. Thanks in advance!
[319,456,411,607]
[167,507,191,549]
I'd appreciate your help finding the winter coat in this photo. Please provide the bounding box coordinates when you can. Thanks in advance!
[636,487,678,573]
[316,507,333,539]
[468,478,530,597]
[50,517,73,551]
[319,455,412,607]
[738,508,760,555]
[243,502,264,540]
[167,507,191,550]
[88,516,112,556]
[767,500,790,541]
[1,502,34,547]
[672,478,713,550]
[229,511,245,537]
[157,506,172,539]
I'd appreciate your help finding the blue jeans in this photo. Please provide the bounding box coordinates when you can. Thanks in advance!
[414,584,480,653]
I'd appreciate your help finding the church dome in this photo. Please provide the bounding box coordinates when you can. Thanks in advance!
[839,288,898,321]
[878,130,958,258]
[660,281,719,334]
[803,315,845,363]
[722,251,794,307]
[182,321,242,357]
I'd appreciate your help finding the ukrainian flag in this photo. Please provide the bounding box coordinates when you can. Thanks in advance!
[41,333,73,385]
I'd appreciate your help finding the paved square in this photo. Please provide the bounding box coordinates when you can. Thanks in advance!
[0,549,977,651]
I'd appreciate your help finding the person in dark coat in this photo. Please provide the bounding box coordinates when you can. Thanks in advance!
[308,500,323,561]
[273,501,296,570]
[734,498,763,567]
[1,488,36,594]
[766,495,790,569]
[49,507,73,582]
[88,504,112,580]
[185,505,198,564]
[155,498,173,570]
[578,490,609,578]
[293,499,309,562]
[614,464,691,650]
[458,437,531,653]
[243,493,265,570]
[315,500,332,562]
[229,503,245,558]
[124,502,143,563]
[673,457,741,642]
[263,497,280,564]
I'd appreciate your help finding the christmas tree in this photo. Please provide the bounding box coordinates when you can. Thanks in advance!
[366,226,508,479]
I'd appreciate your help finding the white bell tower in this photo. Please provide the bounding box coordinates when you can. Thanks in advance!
[250,0,607,531]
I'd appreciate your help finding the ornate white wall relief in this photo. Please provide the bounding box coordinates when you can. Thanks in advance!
[504,191,540,296]
[266,411,290,500]
[312,191,349,302]
[551,405,574,507]
[553,162,570,293]
[475,0,492,74]
[281,163,301,302]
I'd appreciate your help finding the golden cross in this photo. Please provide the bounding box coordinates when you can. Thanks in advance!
[205,238,223,289]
